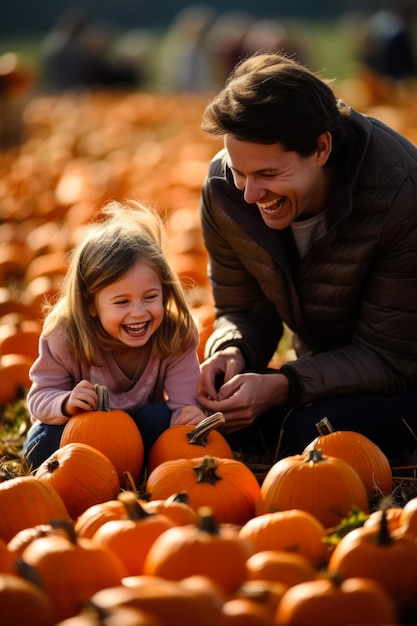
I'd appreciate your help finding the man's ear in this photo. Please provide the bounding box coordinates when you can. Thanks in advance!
[315,131,332,165]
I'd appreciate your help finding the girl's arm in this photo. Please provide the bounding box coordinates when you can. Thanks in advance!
[27,331,84,424]
[162,344,206,426]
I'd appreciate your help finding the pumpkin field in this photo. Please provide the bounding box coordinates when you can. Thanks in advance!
[2,76,417,624]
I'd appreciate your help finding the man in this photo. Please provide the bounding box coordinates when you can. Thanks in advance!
[197,52,417,463]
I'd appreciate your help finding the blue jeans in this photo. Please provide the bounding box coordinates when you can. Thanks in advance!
[223,390,417,464]
[23,403,172,471]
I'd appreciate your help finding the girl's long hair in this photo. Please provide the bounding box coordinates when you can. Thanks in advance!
[42,200,197,365]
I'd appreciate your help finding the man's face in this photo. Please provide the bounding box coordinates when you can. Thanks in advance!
[225,133,332,230]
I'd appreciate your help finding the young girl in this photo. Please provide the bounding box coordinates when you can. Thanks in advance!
[23,200,206,469]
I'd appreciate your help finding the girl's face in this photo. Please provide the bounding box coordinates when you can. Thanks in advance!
[224,133,332,230]
[91,260,164,347]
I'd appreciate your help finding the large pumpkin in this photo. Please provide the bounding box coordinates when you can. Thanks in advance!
[35,442,120,519]
[147,412,234,472]
[328,505,417,616]
[0,573,56,626]
[0,476,70,543]
[145,455,261,526]
[239,509,328,567]
[91,492,175,576]
[303,417,393,495]
[143,506,254,594]
[256,449,369,529]
[274,575,398,626]
[20,522,127,622]
[60,384,144,485]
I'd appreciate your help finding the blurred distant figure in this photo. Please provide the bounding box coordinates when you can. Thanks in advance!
[204,10,254,86]
[40,8,140,92]
[360,1,417,79]
[40,8,92,91]
[156,4,217,92]
[240,18,309,66]
[0,52,34,148]
[205,12,310,89]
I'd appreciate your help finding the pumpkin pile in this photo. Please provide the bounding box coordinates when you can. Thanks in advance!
[1,417,417,624]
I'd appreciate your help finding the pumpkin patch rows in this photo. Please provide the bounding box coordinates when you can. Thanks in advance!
[2,84,417,624]
[0,415,417,625]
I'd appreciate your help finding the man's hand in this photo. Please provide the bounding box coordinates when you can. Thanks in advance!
[198,371,289,432]
[199,346,245,400]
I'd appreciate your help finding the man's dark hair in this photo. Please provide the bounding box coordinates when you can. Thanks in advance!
[201,52,351,158]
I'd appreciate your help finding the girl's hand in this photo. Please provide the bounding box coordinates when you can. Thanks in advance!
[173,405,207,426]
[63,380,98,417]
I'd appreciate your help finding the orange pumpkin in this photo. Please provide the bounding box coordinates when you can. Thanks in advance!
[60,385,144,485]
[274,575,398,626]
[143,506,254,594]
[219,596,276,626]
[328,505,417,615]
[20,522,127,622]
[0,537,15,574]
[0,315,41,360]
[143,492,199,526]
[239,509,327,567]
[91,492,175,576]
[74,499,127,540]
[364,507,403,533]
[0,352,32,406]
[7,523,61,557]
[398,495,417,537]
[53,605,163,625]
[256,449,369,529]
[0,476,70,543]
[147,412,234,472]
[0,573,55,626]
[146,455,261,526]
[91,575,221,626]
[303,417,393,495]
[35,442,120,519]
[245,550,317,588]
[222,580,287,626]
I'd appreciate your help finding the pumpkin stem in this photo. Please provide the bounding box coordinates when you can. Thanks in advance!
[166,491,190,505]
[122,470,139,496]
[316,417,335,436]
[187,412,225,446]
[374,497,393,546]
[49,519,78,543]
[46,458,60,473]
[197,506,219,535]
[306,448,326,464]
[94,384,111,411]
[118,491,152,520]
[193,456,222,485]
[16,558,45,589]
[327,571,346,588]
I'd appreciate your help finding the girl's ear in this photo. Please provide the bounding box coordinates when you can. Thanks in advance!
[88,303,98,317]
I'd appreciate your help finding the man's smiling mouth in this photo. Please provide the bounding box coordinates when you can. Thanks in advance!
[257,197,285,211]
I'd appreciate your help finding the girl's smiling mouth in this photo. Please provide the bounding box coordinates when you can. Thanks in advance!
[122,322,149,337]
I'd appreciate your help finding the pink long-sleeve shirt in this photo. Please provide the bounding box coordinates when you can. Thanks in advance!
[27,326,202,426]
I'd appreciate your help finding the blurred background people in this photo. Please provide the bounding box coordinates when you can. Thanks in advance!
[359,1,417,80]
[39,7,142,92]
